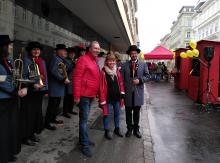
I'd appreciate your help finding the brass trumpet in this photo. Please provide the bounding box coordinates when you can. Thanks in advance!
[28,60,44,86]
[12,48,24,89]
[58,62,68,79]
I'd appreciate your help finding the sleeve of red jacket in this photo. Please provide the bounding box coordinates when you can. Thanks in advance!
[72,57,85,101]
[99,71,106,105]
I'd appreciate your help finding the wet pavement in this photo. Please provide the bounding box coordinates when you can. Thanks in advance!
[16,79,220,163]
[147,81,220,163]
[15,100,103,163]
[58,118,145,163]
[56,94,154,163]
[15,94,154,163]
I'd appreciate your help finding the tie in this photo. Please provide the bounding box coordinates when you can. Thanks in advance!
[132,62,136,78]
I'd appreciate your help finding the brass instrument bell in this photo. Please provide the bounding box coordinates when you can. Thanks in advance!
[58,62,68,79]
[28,61,44,86]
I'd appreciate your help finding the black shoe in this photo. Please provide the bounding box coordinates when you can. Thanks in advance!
[69,111,78,115]
[45,124,56,130]
[89,140,95,146]
[30,135,40,142]
[104,130,112,140]
[81,147,92,157]
[114,128,123,137]
[133,130,142,138]
[22,139,36,146]
[8,156,17,162]
[125,130,132,137]
[53,119,64,124]
[62,113,71,118]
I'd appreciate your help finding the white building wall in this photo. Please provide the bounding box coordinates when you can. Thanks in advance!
[160,6,194,50]
[192,0,220,42]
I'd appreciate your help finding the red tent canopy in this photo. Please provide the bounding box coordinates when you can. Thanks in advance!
[144,45,173,60]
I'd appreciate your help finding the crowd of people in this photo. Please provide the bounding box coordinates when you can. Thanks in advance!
[0,35,149,161]
[147,62,169,81]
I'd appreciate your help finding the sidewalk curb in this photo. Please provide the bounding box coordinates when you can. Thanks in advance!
[142,86,155,163]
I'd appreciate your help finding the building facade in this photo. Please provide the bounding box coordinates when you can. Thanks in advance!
[160,6,194,50]
[160,34,171,49]
[122,0,139,45]
[192,0,220,42]
[0,0,138,57]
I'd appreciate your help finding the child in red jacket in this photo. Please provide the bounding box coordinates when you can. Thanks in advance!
[99,53,125,139]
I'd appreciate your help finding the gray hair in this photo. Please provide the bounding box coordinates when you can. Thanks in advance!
[89,41,100,48]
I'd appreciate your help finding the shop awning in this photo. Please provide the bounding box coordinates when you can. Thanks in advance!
[144,45,174,60]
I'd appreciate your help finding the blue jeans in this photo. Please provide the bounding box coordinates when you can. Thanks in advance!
[103,101,120,130]
[156,73,161,81]
[79,97,93,147]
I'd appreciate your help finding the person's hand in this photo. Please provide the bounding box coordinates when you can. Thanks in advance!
[64,78,70,84]
[34,84,44,90]
[132,79,139,85]
[74,98,80,104]
[18,88,27,97]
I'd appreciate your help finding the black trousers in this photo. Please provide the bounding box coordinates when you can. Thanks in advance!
[20,92,44,139]
[45,97,61,125]
[125,106,141,131]
[63,94,74,114]
[0,98,20,163]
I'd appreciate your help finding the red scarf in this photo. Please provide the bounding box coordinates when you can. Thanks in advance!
[33,57,46,84]
[130,61,138,78]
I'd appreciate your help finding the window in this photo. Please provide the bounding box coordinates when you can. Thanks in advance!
[45,22,49,31]
[31,14,35,25]
[0,1,2,14]
[22,9,27,21]
[210,26,213,34]
[186,32,191,39]
[14,5,18,18]
[187,20,192,26]
[38,17,42,29]
[199,32,202,39]
[215,24,218,32]
[185,43,189,47]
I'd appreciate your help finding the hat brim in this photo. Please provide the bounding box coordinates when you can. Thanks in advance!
[0,40,14,46]
[126,49,141,54]
[55,48,67,51]
[26,46,43,52]
[79,47,86,51]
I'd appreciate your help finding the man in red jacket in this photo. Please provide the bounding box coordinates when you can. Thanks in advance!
[72,41,100,157]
